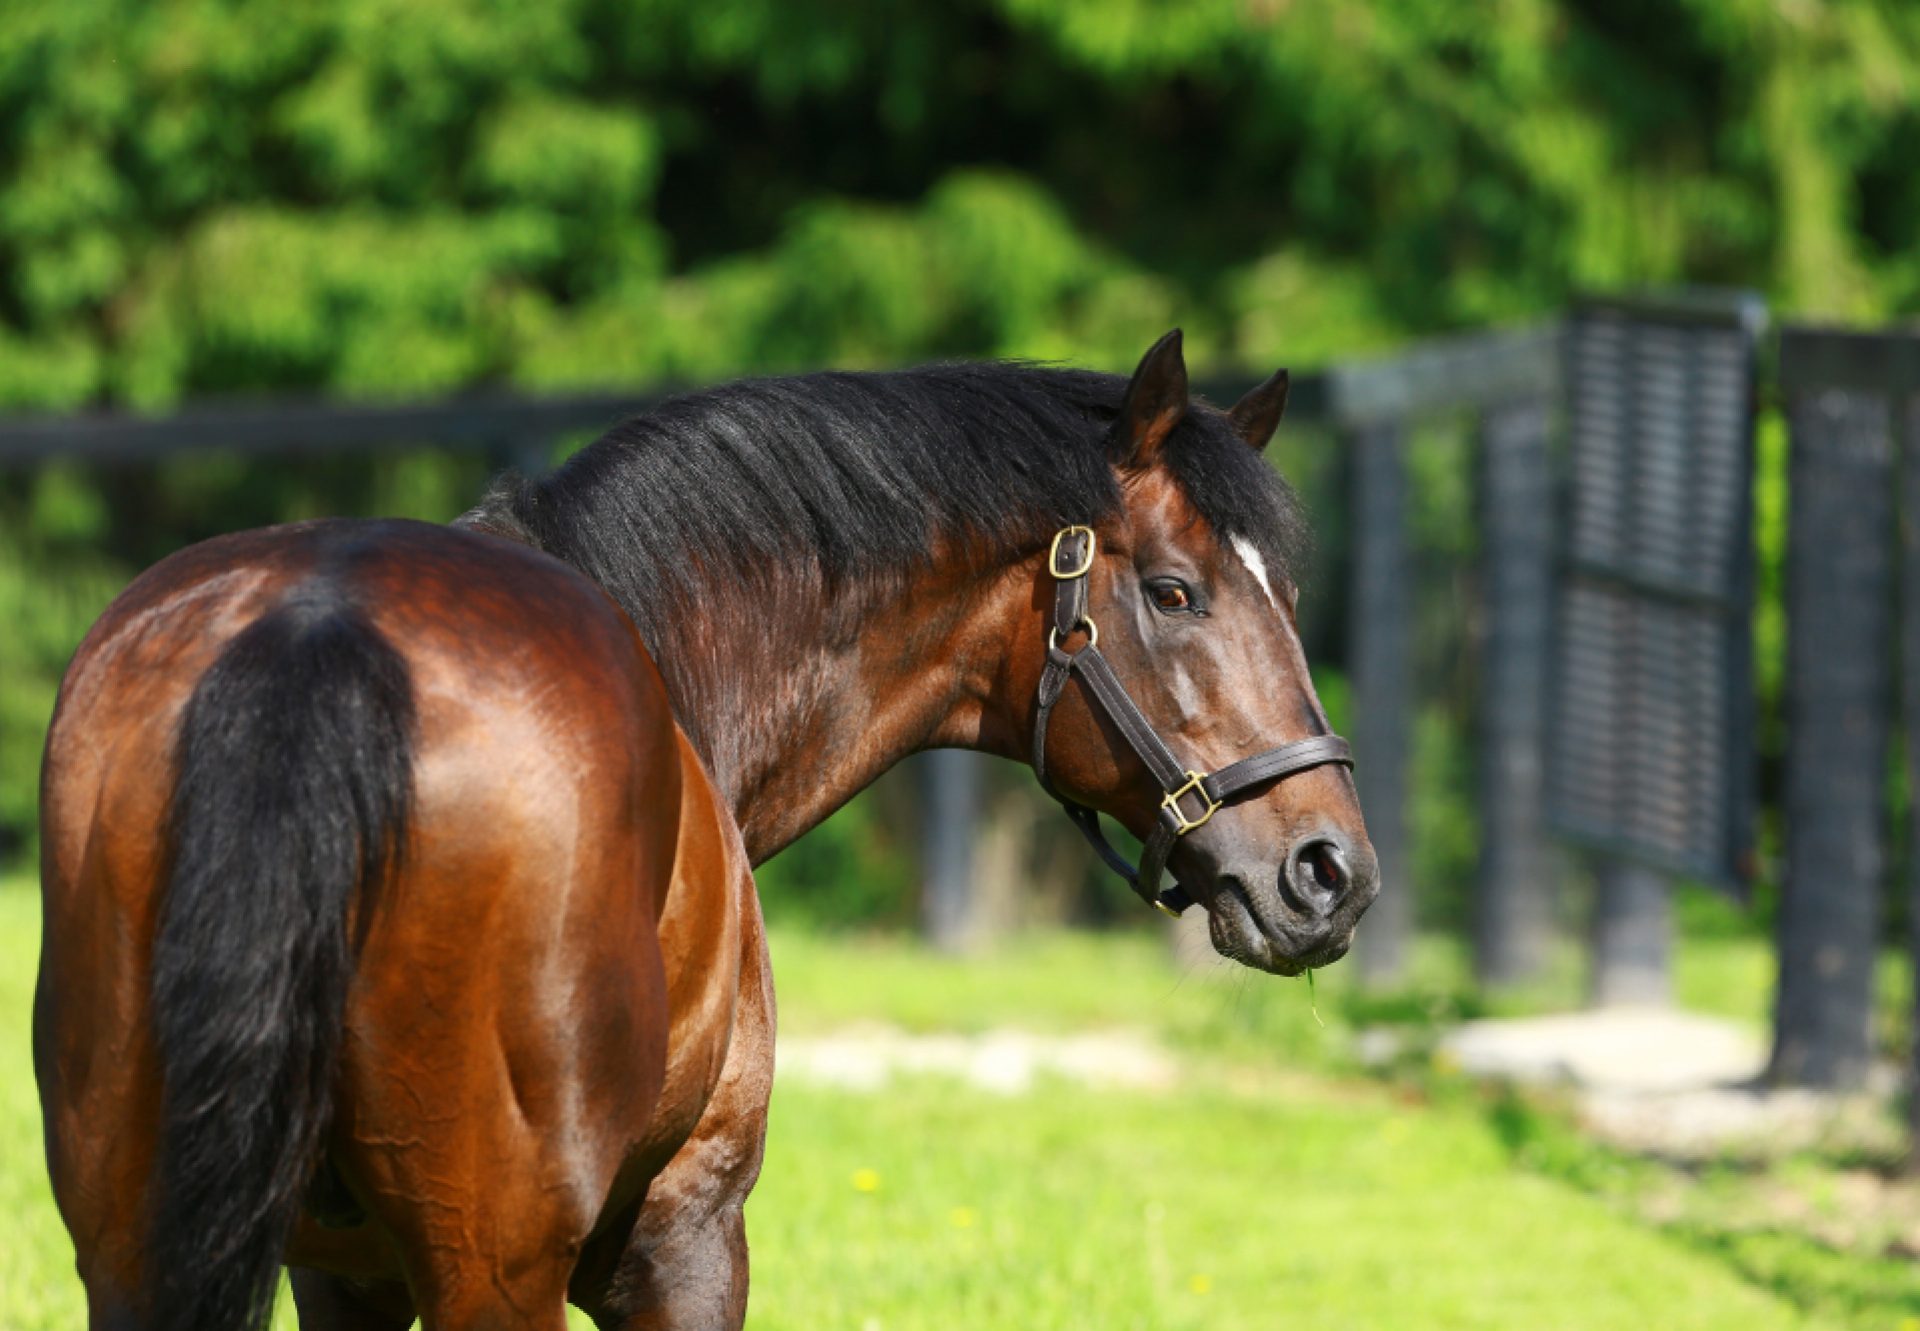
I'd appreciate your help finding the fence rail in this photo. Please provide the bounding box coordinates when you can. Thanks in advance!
[0,373,1362,468]
[0,391,675,466]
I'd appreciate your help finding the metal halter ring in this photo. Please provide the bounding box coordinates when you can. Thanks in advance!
[1049,525,1096,579]
[1047,616,1098,651]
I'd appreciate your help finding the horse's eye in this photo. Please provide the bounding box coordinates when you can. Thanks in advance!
[1150,581,1193,613]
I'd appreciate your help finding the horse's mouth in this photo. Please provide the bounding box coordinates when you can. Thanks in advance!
[1205,878,1354,976]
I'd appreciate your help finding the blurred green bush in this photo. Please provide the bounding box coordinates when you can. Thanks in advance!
[0,0,1912,414]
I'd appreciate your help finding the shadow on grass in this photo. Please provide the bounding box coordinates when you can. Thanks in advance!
[1477,1083,1920,1330]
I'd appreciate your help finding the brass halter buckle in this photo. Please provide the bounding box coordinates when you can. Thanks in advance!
[1161,771,1221,836]
[1049,525,1096,579]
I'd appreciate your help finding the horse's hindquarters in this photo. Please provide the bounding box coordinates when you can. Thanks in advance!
[306,637,679,1292]
[36,519,691,1326]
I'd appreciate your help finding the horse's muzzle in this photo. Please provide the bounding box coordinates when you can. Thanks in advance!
[1205,830,1378,975]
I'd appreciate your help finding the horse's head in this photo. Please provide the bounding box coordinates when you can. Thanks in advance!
[1030,330,1378,974]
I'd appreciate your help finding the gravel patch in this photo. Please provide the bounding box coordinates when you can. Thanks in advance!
[1442,1007,1766,1093]
[776,1024,1178,1095]
[1433,1006,1904,1160]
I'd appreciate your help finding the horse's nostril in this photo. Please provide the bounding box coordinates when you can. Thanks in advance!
[1305,842,1346,893]
[1283,837,1351,914]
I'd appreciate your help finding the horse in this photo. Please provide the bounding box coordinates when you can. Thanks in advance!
[35,329,1378,1331]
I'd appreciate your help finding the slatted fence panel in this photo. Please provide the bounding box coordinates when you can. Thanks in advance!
[1547,294,1764,887]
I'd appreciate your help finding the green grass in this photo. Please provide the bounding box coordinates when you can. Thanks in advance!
[0,888,88,1331]
[4,881,1916,1328]
[749,1080,1825,1331]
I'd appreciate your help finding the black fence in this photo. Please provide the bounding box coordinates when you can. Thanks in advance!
[0,391,664,470]
[1313,327,1561,984]
[1552,294,1767,1004]
[1549,293,1764,888]
[1772,325,1920,1088]
[6,297,1918,1093]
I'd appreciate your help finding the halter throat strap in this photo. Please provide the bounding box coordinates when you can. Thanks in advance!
[1029,525,1355,916]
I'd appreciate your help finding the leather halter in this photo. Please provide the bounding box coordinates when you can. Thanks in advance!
[1030,526,1355,917]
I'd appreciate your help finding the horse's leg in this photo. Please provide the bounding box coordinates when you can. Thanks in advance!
[341,943,652,1331]
[289,1269,416,1331]
[38,734,171,1331]
[577,888,775,1331]
[595,1206,750,1331]
[333,820,671,1331]
[338,897,666,1331]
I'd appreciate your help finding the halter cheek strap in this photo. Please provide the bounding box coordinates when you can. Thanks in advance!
[1030,525,1355,916]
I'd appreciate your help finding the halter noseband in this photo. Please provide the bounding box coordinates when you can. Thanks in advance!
[1030,526,1355,917]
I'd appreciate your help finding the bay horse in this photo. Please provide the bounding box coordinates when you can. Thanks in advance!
[35,330,1377,1330]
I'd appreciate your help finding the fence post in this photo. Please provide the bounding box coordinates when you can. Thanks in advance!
[1590,862,1671,1005]
[1771,380,1896,1089]
[1903,387,1920,1143]
[1349,419,1412,985]
[1474,398,1556,987]
[920,749,982,953]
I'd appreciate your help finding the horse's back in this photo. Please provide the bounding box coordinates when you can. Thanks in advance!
[42,518,684,994]
[37,517,690,1317]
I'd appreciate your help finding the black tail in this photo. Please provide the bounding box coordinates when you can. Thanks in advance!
[148,589,414,1331]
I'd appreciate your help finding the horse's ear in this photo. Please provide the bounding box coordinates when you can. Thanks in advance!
[1112,329,1189,467]
[1227,368,1289,451]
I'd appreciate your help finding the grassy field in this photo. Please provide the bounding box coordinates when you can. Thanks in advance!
[4,881,1917,1329]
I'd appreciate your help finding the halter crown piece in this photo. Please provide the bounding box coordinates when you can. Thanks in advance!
[1030,526,1356,916]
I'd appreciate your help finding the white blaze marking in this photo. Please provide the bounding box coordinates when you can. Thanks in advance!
[1229,534,1281,612]
[1169,660,1204,716]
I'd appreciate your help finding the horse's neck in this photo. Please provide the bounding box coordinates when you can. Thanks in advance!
[455,496,1037,864]
[656,557,1029,866]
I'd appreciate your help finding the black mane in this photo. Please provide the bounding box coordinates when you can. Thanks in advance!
[465,362,1308,641]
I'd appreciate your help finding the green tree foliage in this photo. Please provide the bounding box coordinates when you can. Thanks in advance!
[0,0,1913,416]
